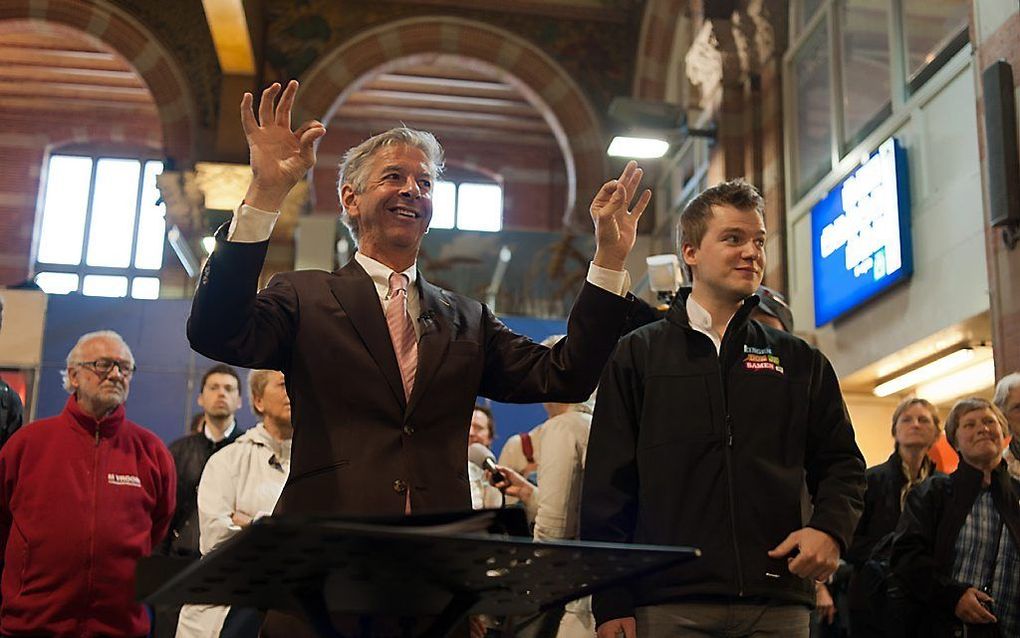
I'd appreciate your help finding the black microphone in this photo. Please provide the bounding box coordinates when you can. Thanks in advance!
[418,310,437,334]
[468,443,505,486]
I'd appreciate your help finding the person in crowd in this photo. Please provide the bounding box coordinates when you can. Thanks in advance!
[581,179,866,638]
[890,397,1019,638]
[163,363,245,558]
[186,79,645,521]
[176,370,293,638]
[156,364,244,637]
[0,295,24,448]
[0,330,175,637]
[468,404,503,510]
[497,428,541,478]
[992,372,1020,478]
[469,403,496,448]
[489,335,596,638]
[846,398,941,636]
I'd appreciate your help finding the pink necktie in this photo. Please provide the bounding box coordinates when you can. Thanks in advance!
[385,272,417,401]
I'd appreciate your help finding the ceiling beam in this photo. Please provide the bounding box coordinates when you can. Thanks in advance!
[0,47,123,71]
[333,104,552,133]
[0,81,153,102]
[201,0,256,75]
[0,96,158,117]
[344,90,538,117]
[371,74,519,100]
[0,65,143,88]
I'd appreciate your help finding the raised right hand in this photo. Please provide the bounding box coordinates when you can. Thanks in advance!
[596,617,636,638]
[954,587,997,624]
[241,80,326,211]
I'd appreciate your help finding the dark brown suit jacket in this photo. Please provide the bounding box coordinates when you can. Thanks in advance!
[187,234,633,517]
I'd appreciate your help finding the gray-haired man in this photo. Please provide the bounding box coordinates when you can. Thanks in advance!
[188,80,648,522]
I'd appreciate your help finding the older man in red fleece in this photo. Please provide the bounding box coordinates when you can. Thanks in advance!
[0,330,175,638]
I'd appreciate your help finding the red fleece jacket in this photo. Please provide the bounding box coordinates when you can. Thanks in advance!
[0,395,175,637]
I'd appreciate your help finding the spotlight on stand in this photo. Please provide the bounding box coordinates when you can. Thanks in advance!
[646,254,683,306]
[606,97,716,159]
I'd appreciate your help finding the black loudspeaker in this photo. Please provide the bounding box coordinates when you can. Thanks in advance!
[982,60,1020,228]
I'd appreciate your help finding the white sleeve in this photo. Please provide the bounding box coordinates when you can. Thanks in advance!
[196,449,241,555]
[226,203,280,243]
[533,418,588,541]
[585,262,630,297]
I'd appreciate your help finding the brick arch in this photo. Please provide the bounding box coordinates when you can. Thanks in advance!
[0,0,196,165]
[633,0,688,100]
[297,17,606,230]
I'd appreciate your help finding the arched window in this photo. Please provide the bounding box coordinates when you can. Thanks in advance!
[430,167,503,233]
[33,152,166,298]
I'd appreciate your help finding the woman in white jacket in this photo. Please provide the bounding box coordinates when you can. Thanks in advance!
[177,370,293,638]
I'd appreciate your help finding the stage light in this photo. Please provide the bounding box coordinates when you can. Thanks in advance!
[608,136,670,159]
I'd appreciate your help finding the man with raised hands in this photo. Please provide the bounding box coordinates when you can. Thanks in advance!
[188,79,648,524]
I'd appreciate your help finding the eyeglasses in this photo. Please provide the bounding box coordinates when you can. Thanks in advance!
[75,359,136,378]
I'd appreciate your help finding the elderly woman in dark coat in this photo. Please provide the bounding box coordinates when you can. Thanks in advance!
[890,397,1020,638]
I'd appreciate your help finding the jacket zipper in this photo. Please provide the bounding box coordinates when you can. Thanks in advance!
[84,429,100,634]
[718,328,745,596]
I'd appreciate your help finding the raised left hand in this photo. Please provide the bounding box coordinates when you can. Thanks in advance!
[768,527,840,581]
[590,161,652,271]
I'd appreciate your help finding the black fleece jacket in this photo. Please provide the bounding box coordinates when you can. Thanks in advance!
[890,460,1020,635]
[580,291,866,624]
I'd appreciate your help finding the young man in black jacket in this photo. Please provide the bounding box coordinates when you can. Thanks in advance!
[581,179,866,638]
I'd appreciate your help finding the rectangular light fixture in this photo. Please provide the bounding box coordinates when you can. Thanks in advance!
[915,358,997,405]
[607,136,670,159]
[873,346,993,398]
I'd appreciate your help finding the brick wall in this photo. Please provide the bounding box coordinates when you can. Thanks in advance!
[973,6,1020,376]
[0,111,163,286]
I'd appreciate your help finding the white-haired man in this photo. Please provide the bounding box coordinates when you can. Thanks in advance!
[993,372,1020,479]
[188,80,649,521]
[177,369,292,638]
[0,330,175,637]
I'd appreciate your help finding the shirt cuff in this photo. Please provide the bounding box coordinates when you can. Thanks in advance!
[227,203,280,243]
[586,262,630,297]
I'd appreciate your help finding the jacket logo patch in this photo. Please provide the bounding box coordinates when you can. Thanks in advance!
[107,473,141,488]
[743,352,784,375]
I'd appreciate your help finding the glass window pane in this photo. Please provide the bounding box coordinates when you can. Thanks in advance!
[82,274,128,297]
[456,183,503,232]
[841,0,890,145]
[131,276,160,299]
[431,181,456,229]
[903,0,969,83]
[37,155,93,265]
[792,22,833,197]
[34,272,79,295]
[134,161,166,269]
[85,159,140,268]
[800,0,825,29]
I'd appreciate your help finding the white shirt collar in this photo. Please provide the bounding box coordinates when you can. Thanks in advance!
[355,251,417,298]
[203,418,235,443]
[686,295,714,333]
[686,295,723,353]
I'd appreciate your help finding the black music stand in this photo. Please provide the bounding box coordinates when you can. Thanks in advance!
[141,511,699,638]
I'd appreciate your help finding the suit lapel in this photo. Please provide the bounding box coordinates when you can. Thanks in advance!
[327,259,406,407]
[406,272,454,417]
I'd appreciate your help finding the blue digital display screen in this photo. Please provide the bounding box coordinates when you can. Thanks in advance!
[811,138,912,327]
